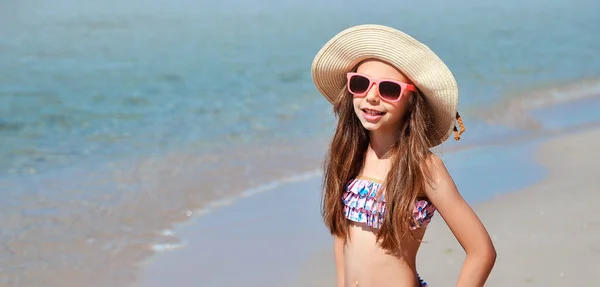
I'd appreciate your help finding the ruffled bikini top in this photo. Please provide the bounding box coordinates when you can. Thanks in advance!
[342,177,436,230]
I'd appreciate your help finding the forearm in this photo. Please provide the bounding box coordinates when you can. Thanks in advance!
[334,235,345,287]
[455,250,496,287]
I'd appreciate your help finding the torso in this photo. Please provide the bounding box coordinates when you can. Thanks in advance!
[341,177,435,287]
[344,222,425,287]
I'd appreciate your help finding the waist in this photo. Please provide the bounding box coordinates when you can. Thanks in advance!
[343,257,421,287]
[343,222,424,287]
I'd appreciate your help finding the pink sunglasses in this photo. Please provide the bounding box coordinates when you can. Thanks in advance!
[346,72,415,102]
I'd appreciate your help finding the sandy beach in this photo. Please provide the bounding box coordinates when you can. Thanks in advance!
[419,126,600,286]
[138,124,600,287]
[4,1,600,286]
[288,126,600,287]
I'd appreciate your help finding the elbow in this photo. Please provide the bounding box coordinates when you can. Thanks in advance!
[486,245,497,266]
[479,245,497,268]
[468,244,497,268]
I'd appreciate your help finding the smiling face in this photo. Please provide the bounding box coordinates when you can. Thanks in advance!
[352,59,414,133]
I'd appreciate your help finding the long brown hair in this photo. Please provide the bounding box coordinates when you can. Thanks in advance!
[321,82,434,251]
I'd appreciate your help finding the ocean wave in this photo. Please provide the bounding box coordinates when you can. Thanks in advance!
[470,77,600,130]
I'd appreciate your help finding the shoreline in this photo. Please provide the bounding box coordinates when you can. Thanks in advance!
[2,88,598,287]
[136,120,600,287]
[289,125,600,287]
[3,2,600,285]
[417,125,600,286]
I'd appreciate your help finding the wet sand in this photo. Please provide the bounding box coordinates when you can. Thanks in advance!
[139,122,600,287]
[137,170,330,287]
[417,126,600,286]
[292,126,600,286]
[0,136,327,287]
[5,95,599,287]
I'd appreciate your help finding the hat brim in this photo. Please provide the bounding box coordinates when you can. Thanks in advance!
[311,24,459,147]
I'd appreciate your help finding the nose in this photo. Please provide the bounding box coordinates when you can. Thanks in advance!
[364,82,380,104]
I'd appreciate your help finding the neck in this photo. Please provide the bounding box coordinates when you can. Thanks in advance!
[368,128,398,159]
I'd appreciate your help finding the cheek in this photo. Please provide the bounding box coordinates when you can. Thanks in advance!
[352,98,362,111]
[386,95,412,115]
[384,102,408,116]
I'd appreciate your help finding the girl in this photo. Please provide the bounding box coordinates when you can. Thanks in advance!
[311,24,496,287]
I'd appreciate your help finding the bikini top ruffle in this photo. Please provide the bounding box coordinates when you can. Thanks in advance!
[342,177,436,230]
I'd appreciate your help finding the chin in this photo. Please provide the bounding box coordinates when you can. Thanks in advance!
[359,120,382,131]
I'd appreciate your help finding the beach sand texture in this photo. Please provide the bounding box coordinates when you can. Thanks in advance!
[289,127,600,287]
[418,127,600,286]
[3,1,600,286]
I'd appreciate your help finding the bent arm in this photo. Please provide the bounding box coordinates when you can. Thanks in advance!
[424,154,497,287]
[334,235,345,287]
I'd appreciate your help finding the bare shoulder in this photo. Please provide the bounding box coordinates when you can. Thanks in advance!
[422,151,495,243]
[424,152,445,170]
[421,153,497,277]
[422,152,454,191]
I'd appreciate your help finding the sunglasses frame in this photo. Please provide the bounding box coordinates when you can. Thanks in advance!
[346,72,416,102]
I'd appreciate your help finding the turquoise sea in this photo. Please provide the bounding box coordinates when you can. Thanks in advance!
[1,0,599,286]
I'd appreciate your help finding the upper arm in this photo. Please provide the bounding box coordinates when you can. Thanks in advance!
[423,154,496,256]
[333,235,345,287]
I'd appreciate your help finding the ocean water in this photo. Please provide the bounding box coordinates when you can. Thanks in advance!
[1,0,600,286]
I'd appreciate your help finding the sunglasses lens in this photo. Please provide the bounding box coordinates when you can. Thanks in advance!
[348,75,370,94]
[379,81,402,100]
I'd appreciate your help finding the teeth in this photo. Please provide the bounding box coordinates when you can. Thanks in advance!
[364,109,384,116]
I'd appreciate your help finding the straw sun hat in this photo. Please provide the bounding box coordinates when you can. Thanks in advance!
[311,24,464,147]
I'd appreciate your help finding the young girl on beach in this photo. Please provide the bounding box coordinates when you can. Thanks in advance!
[311,24,496,287]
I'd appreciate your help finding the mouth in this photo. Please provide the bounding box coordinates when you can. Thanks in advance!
[362,108,386,117]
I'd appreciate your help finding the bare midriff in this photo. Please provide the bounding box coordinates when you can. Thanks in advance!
[343,222,427,287]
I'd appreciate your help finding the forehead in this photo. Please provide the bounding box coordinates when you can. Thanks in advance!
[355,59,412,83]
